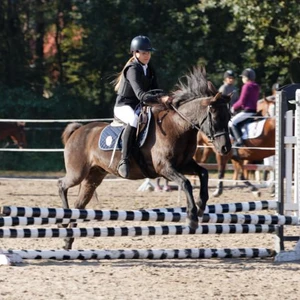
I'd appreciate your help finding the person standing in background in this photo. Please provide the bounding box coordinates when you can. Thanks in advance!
[219,70,239,106]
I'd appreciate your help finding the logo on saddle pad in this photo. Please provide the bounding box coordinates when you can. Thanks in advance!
[98,109,152,151]
[241,119,266,140]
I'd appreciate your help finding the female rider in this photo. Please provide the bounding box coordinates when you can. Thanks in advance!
[113,35,169,178]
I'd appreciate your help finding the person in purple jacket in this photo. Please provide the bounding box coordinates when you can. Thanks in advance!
[229,68,260,149]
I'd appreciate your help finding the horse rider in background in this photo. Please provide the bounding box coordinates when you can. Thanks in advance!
[229,68,260,157]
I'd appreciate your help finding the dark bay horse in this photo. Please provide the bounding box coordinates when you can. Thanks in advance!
[58,67,232,249]
[0,122,27,148]
[197,116,275,197]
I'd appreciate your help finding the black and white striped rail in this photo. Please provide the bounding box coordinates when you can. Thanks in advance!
[0,224,277,238]
[0,217,86,227]
[5,248,275,260]
[0,213,298,227]
[1,200,278,219]
[147,200,278,214]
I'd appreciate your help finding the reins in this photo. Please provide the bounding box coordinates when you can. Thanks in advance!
[170,103,201,131]
[170,99,227,142]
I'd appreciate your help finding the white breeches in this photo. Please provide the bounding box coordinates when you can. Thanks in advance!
[229,111,255,127]
[114,105,139,128]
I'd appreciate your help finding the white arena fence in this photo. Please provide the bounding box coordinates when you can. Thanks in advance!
[0,117,274,185]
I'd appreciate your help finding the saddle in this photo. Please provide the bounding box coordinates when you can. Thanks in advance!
[98,106,152,151]
[239,116,267,140]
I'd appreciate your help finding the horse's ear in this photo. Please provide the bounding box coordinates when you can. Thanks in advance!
[265,96,276,103]
[211,92,222,103]
[207,81,218,95]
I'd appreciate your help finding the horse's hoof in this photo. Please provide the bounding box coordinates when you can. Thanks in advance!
[197,208,204,218]
[155,186,162,192]
[212,190,221,197]
[252,191,261,198]
[163,185,171,192]
[187,218,199,230]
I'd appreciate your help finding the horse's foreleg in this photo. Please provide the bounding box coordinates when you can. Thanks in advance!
[212,154,227,197]
[163,178,171,191]
[239,171,261,198]
[200,147,213,163]
[197,165,209,214]
[163,169,198,229]
[180,160,210,217]
[155,178,171,192]
[231,160,240,185]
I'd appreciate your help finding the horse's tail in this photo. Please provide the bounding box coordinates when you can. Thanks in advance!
[62,122,82,146]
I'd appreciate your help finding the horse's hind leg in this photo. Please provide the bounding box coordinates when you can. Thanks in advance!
[74,168,107,209]
[57,172,87,248]
[63,167,107,250]
[58,174,84,210]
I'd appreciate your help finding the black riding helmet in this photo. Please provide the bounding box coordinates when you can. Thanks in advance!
[224,70,235,79]
[130,35,155,53]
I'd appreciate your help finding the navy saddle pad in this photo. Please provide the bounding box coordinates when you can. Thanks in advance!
[98,122,150,151]
[98,125,123,151]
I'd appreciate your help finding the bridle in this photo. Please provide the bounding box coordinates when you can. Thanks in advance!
[170,99,228,141]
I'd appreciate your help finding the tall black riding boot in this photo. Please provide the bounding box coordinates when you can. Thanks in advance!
[118,125,137,178]
[231,125,243,160]
[231,125,244,147]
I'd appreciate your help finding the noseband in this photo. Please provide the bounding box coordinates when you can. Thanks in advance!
[199,105,228,141]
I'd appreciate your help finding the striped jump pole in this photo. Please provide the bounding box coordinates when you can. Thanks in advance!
[0,213,298,227]
[0,224,277,238]
[147,200,278,214]
[0,217,87,227]
[4,248,275,260]
[1,200,278,219]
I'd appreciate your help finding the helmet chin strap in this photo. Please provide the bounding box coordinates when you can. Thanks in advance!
[133,53,145,65]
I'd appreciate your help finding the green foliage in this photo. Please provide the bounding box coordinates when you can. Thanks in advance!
[0,152,64,172]
[1,0,300,171]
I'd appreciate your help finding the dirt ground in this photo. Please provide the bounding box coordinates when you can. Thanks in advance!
[0,175,299,300]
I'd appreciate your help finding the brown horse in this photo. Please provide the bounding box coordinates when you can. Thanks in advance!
[195,96,275,165]
[257,96,275,117]
[197,115,275,197]
[193,96,276,195]
[58,67,232,249]
[0,122,27,148]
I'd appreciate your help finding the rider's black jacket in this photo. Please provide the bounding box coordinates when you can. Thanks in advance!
[115,58,159,109]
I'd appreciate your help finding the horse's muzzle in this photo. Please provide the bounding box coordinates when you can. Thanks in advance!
[212,132,231,155]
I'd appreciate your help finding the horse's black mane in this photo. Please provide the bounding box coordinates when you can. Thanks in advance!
[171,67,217,107]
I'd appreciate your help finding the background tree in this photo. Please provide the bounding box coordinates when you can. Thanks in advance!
[0,0,300,171]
